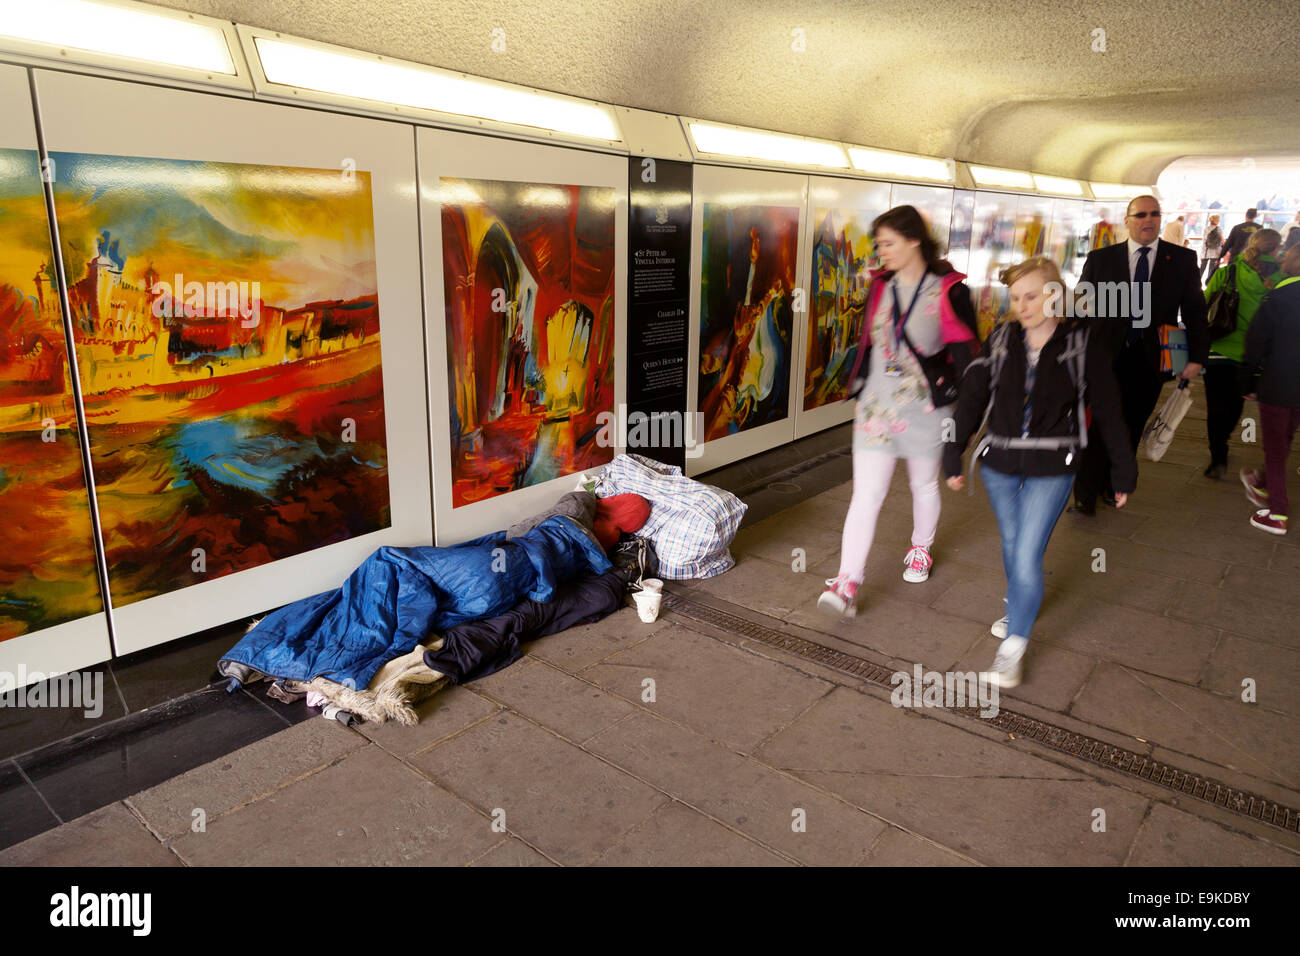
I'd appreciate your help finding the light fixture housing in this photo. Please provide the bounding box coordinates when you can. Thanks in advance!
[240,27,623,147]
[1090,181,1154,200]
[686,119,849,170]
[969,165,1036,190]
[0,0,248,91]
[1032,174,1084,196]
[849,147,954,183]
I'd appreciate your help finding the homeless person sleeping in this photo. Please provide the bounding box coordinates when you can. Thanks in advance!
[217,490,651,726]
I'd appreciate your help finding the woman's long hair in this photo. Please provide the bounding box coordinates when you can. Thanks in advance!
[872,205,952,274]
[1242,228,1281,273]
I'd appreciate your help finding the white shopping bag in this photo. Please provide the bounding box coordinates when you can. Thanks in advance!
[1141,380,1193,461]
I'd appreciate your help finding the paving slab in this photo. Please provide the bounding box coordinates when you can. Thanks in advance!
[578,621,834,754]
[1069,663,1300,793]
[1162,579,1297,648]
[1202,635,1300,717]
[127,716,368,841]
[409,711,668,866]
[469,658,635,744]
[169,744,497,866]
[690,553,827,619]
[1125,803,1300,866]
[952,635,1098,715]
[584,709,887,865]
[754,685,1150,865]
[862,826,979,866]
[0,802,178,867]
[469,837,556,867]
[591,800,792,866]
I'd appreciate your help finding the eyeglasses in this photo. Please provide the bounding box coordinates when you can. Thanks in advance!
[1127,210,1162,219]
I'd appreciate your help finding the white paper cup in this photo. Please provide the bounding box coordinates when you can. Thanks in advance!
[639,578,663,592]
[632,589,662,622]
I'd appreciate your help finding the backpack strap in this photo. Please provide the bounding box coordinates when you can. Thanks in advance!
[1055,325,1090,451]
[965,322,1013,489]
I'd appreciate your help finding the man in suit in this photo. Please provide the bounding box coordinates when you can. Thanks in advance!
[1071,194,1209,514]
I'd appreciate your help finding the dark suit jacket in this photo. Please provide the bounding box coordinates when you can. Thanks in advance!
[1078,238,1210,373]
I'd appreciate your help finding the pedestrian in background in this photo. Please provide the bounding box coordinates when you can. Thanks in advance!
[1202,214,1224,280]
[1238,243,1300,535]
[1203,229,1283,479]
[1221,208,1262,263]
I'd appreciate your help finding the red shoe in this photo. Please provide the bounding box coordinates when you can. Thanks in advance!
[902,546,933,583]
[1250,509,1288,535]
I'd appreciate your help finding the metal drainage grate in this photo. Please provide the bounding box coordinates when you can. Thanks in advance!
[661,591,1300,833]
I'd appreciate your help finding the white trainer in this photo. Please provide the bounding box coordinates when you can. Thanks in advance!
[991,616,1009,640]
[985,636,1028,689]
[902,546,933,583]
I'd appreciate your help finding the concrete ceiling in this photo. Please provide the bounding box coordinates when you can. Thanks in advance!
[153,0,1300,183]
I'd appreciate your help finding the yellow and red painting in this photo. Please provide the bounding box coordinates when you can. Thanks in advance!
[48,153,391,608]
[806,207,879,411]
[0,148,104,640]
[440,178,617,507]
[699,203,798,440]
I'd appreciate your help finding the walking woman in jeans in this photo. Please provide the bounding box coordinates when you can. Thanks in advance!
[818,205,980,616]
[944,257,1136,687]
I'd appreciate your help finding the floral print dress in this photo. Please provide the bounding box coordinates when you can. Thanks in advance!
[853,272,953,459]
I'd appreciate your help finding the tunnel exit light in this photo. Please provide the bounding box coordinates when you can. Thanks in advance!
[252,36,622,142]
[1091,182,1152,200]
[0,0,237,75]
[688,122,850,169]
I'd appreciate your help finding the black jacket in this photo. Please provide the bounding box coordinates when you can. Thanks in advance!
[1240,278,1300,407]
[943,319,1138,493]
[1078,239,1210,370]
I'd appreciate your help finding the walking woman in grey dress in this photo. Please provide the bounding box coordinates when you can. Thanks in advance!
[819,206,981,616]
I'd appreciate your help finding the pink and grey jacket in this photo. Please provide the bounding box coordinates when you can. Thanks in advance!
[845,265,982,401]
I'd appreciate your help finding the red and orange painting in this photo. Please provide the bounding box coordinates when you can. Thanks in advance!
[48,152,391,608]
[440,178,616,507]
[698,203,798,440]
[0,148,104,640]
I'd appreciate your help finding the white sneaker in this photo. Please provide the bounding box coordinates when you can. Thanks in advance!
[991,616,1009,640]
[985,636,1028,689]
[902,546,932,583]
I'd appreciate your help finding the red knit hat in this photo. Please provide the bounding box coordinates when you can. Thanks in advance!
[593,494,651,550]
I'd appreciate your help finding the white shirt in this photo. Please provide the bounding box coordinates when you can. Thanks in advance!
[1162,220,1185,244]
[1127,237,1158,282]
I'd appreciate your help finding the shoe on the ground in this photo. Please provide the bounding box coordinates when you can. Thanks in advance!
[1204,461,1227,480]
[902,545,932,583]
[1250,509,1288,535]
[817,574,859,616]
[985,636,1028,689]
[1068,496,1096,517]
[1239,468,1268,509]
[991,616,1009,640]
[1101,491,1118,507]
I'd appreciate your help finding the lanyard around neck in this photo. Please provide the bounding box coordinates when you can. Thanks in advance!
[890,270,927,352]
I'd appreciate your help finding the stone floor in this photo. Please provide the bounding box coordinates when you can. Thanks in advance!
[3,386,1297,866]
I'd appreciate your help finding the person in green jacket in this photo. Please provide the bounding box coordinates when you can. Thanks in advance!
[1202,229,1283,478]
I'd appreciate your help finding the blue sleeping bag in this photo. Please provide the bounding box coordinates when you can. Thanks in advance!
[219,515,611,691]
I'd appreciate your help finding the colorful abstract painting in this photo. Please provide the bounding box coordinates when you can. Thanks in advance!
[699,203,798,440]
[805,207,879,411]
[0,148,103,639]
[970,193,1020,339]
[440,178,617,507]
[49,153,391,608]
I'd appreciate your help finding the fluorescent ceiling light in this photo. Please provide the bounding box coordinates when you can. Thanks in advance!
[1091,181,1151,200]
[1033,174,1084,195]
[0,0,236,74]
[689,122,849,169]
[254,37,620,141]
[970,165,1035,189]
[849,147,952,182]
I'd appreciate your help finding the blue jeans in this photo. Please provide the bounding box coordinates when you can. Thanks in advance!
[979,464,1074,640]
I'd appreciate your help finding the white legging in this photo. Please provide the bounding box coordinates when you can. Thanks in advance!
[836,449,942,583]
